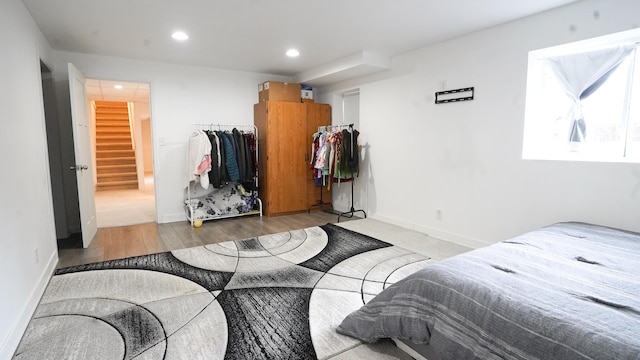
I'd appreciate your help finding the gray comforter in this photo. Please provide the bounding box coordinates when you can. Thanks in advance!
[336,222,640,359]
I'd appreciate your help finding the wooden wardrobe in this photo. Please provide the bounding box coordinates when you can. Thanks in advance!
[254,101,331,216]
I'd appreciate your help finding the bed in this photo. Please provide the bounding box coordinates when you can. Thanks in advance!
[336,222,640,360]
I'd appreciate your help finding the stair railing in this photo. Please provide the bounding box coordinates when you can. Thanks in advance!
[127,102,136,150]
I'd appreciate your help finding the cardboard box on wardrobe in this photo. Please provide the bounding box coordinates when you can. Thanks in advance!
[301,85,314,103]
[258,81,301,102]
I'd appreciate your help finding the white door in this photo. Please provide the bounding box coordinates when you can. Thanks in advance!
[68,63,97,248]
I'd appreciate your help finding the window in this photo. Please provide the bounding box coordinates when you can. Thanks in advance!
[522,28,640,163]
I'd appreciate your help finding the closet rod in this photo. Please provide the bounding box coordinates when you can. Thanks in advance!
[192,123,256,132]
[317,123,354,133]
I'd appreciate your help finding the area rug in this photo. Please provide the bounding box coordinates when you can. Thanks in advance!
[14,224,432,359]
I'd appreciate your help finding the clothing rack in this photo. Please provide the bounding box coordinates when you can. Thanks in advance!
[307,125,353,214]
[310,123,367,221]
[336,124,367,222]
[185,123,262,225]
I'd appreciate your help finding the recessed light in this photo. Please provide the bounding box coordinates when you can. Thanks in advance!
[114,85,123,90]
[286,48,300,57]
[172,31,189,41]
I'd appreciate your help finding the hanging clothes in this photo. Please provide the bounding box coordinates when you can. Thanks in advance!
[242,133,254,181]
[215,131,228,184]
[201,128,260,188]
[220,132,240,182]
[232,128,246,182]
[328,130,343,188]
[244,132,258,190]
[207,131,222,188]
[309,125,360,191]
[186,129,212,189]
[310,132,321,185]
[311,131,331,186]
[336,128,359,179]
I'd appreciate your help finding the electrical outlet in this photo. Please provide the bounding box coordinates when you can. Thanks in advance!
[435,209,443,220]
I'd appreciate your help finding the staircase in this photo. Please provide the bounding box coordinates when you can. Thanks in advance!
[94,101,139,191]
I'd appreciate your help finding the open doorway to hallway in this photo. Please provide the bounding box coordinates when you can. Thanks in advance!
[85,79,156,228]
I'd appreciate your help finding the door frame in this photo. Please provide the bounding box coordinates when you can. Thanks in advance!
[86,77,157,228]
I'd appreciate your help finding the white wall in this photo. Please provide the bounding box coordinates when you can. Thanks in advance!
[132,101,150,189]
[319,0,640,247]
[51,51,291,225]
[0,0,58,358]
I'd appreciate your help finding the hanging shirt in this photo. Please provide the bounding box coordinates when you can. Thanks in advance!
[186,129,212,189]
[314,132,328,171]
[207,131,222,188]
[215,131,228,184]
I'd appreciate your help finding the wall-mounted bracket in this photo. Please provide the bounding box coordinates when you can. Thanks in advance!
[435,87,474,104]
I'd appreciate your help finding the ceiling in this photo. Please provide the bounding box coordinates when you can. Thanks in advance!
[86,79,149,102]
[24,0,580,87]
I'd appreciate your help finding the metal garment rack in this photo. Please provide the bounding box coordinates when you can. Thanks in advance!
[307,124,352,214]
[336,123,367,222]
[315,123,366,222]
[307,182,333,213]
[185,123,262,225]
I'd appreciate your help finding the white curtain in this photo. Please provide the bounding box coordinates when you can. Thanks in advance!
[546,45,635,142]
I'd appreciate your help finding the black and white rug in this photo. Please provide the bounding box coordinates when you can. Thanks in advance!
[14,224,432,359]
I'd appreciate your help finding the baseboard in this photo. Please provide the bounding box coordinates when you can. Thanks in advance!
[369,214,415,232]
[414,224,489,249]
[1,251,58,359]
[158,212,187,224]
[370,214,489,249]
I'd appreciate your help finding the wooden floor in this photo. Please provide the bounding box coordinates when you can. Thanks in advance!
[58,211,349,269]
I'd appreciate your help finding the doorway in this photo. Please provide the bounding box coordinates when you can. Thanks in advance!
[85,79,156,228]
[41,61,75,246]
